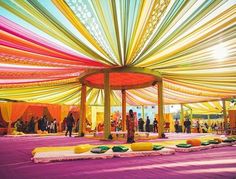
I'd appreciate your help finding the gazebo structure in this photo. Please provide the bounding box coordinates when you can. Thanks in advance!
[78,67,164,138]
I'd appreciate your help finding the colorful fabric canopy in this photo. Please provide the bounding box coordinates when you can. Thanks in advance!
[185,101,233,114]
[0,0,236,105]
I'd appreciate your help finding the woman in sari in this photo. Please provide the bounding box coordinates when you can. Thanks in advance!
[126,109,135,143]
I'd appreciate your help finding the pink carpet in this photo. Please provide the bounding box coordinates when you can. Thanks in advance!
[0,135,235,179]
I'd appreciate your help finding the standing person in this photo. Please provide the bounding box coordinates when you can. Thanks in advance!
[186,118,191,133]
[153,118,158,133]
[145,116,150,132]
[65,113,75,137]
[138,118,144,132]
[29,117,35,133]
[196,120,200,133]
[47,120,51,133]
[38,117,42,131]
[184,119,188,133]
[174,118,179,133]
[53,119,57,133]
[41,115,47,131]
[126,109,135,143]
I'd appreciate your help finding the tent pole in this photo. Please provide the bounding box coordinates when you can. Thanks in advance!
[180,104,184,132]
[122,89,126,131]
[157,80,164,138]
[222,99,228,131]
[104,72,111,139]
[79,84,86,136]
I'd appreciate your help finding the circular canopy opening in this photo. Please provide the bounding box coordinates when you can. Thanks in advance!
[80,67,161,90]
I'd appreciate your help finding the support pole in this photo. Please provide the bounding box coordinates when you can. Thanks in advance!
[157,80,164,138]
[7,121,12,134]
[122,89,126,131]
[222,99,228,130]
[180,104,184,132]
[190,109,193,121]
[79,84,86,136]
[142,105,145,120]
[104,72,111,139]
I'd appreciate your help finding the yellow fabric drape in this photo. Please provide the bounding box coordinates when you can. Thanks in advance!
[0,103,12,123]
[61,105,70,122]
[0,102,13,134]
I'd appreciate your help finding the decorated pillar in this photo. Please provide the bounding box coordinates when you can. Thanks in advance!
[104,72,111,139]
[180,104,184,132]
[157,80,164,138]
[222,99,227,130]
[79,84,86,136]
[122,89,126,131]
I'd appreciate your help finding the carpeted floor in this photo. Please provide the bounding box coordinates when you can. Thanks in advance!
[0,135,235,179]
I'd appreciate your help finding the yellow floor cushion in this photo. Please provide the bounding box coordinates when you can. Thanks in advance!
[186,139,201,146]
[131,142,153,151]
[74,144,92,154]
[214,138,222,143]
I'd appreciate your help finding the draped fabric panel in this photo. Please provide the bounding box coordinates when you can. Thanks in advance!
[0,103,12,123]
[61,105,70,122]
[11,103,29,122]
[22,105,44,121]
[47,105,61,122]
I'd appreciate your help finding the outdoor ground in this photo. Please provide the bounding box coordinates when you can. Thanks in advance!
[0,134,235,179]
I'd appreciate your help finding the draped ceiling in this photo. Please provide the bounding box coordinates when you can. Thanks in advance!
[0,0,236,106]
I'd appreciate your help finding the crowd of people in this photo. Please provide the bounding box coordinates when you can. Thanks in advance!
[13,111,227,137]
[14,115,58,134]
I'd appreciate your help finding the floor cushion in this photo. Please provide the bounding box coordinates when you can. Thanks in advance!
[186,139,201,146]
[153,145,164,150]
[214,138,222,143]
[223,139,234,143]
[176,144,192,148]
[131,142,153,151]
[112,146,129,152]
[201,142,210,146]
[208,140,220,144]
[91,146,110,154]
[74,144,92,154]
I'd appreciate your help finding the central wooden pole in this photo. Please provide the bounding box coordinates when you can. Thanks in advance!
[104,72,111,139]
[180,104,184,132]
[79,84,86,136]
[222,99,228,130]
[157,80,164,138]
[122,89,126,131]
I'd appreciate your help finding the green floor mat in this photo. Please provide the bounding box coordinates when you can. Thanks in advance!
[201,142,210,146]
[90,146,110,154]
[112,146,129,152]
[176,144,192,148]
[208,140,220,144]
[153,145,164,150]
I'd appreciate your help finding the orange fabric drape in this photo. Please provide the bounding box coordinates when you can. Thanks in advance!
[22,105,44,121]
[229,110,236,129]
[47,105,61,122]
[11,103,29,122]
